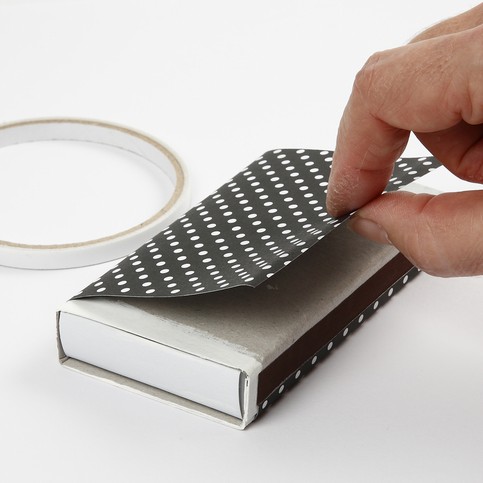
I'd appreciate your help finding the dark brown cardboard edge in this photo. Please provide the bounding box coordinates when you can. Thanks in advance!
[257,253,414,404]
[256,264,419,417]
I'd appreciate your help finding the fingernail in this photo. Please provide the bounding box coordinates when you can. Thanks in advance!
[348,216,392,245]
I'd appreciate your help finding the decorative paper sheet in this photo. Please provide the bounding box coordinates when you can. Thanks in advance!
[75,149,439,299]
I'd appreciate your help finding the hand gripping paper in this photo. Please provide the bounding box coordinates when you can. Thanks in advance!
[75,149,439,299]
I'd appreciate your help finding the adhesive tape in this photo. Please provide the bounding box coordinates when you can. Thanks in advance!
[0,118,190,270]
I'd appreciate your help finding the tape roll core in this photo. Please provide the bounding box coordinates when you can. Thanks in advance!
[0,118,190,269]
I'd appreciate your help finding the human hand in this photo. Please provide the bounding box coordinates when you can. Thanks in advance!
[326,4,483,277]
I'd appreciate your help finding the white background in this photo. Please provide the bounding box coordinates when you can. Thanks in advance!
[0,1,482,481]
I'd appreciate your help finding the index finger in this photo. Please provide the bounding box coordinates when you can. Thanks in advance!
[326,86,409,217]
[326,29,476,217]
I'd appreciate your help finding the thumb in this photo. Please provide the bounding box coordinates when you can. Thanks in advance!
[348,190,483,277]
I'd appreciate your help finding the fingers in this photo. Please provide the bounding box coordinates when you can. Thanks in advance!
[327,6,483,278]
[416,123,483,183]
[327,25,483,217]
[410,3,483,42]
[348,190,483,277]
[326,93,409,216]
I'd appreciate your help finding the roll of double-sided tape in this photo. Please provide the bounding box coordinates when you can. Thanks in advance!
[0,118,190,269]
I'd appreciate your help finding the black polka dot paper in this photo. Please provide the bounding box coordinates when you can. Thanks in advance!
[75,149,439,299]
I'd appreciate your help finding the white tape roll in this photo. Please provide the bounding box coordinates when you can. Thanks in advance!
[0,118,190,270]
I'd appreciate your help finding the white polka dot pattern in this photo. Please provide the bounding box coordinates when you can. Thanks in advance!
[75,150,439,299]
[257,265,420,416]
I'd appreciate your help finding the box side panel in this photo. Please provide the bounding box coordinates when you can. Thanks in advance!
[256,264,419,415]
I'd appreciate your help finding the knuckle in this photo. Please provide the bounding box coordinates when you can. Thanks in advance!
[353,51,393,115]
[354,52,383,95]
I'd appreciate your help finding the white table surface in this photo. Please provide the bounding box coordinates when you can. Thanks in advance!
[1,1,482,481]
